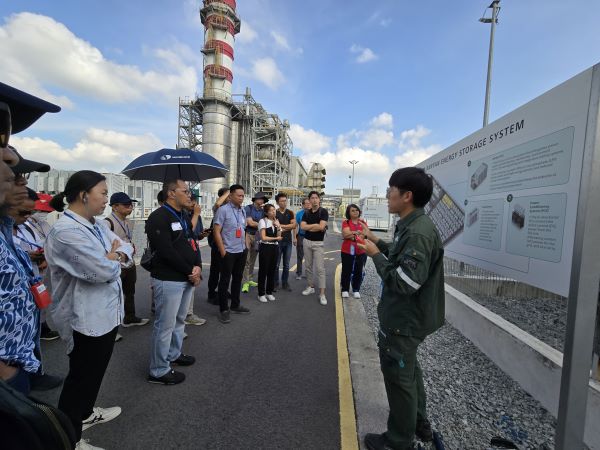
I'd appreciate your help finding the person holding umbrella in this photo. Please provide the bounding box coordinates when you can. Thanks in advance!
[145,179,201,385]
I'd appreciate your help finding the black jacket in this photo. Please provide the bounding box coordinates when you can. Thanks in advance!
[145,205,202,282]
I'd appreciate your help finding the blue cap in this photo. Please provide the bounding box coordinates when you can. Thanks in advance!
[0,82,61,133]
[109,192,138,206]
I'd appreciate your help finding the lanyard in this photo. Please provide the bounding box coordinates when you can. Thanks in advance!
[230,203,243,228]
[27,218,47,239]
[15,228,43,250]
[111,213,131,241]
[64,212,108,251]
[162,204,188,234]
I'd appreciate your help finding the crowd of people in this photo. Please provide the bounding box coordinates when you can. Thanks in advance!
[1,81,447,450]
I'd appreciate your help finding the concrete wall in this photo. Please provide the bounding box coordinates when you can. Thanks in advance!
[445,284,600,449]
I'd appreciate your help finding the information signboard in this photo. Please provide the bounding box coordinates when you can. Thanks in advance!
[418,69,594,297]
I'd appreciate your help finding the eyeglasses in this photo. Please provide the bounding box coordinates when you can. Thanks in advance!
[0,102,11,148]
[386,187,407,199]
[171,188,191,196]
[18,210,33,217]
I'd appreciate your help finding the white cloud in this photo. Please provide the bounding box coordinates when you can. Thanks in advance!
[11,129,164,172]
[289,124,331,154]
[395,125,442,167]
[370,112,394,129]
[350,44,378,64]
[0,12,198,106]
[359,129,394,150]
[238,21,258,44]
[270,31,291,51]
[250,58,285,90]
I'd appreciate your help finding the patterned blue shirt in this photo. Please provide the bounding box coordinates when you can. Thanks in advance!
[0,216,40,373]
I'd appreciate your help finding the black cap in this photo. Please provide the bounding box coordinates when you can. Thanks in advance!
[0,82,61,133]
[10,147,50,174]
[109,192,138,206]
[251,191,269,202]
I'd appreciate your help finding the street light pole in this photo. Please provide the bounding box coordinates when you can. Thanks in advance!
[349,160,358,205]
[480,0,500,127]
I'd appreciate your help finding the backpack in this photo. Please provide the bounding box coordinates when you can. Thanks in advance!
[104,217,114,232]
[0,380,76,450]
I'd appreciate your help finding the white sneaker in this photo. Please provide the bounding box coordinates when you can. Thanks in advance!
[302,287,315,296]
[258,295,268,303]
[184,314,206,326]
[266,294,276,301]
[341,291,349,298]
[114,333,123,342]
[295,275,302,280]
[353,292,361,299]
[76,439,105,450]
[82,406,122,431]
[319,295,328,305]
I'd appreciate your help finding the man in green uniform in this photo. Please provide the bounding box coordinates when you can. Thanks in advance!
[358,167,445,450]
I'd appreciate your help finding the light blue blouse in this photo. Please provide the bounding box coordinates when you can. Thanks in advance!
[45,210,133,352]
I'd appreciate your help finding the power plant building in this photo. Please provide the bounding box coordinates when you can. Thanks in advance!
[178,0,295,199]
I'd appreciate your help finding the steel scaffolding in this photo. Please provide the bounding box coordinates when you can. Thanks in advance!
[177,89,293,197]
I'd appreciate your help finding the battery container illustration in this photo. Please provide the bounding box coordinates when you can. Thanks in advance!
[467,208,479,227]
[512,204,525,229]
[470,162,488,190]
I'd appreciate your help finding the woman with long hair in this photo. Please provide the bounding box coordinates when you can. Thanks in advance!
[257,204,282,303]
[45,170,133,450]
[340,204,367,299]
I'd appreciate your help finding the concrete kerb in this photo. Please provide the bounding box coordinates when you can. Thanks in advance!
[342,294,388,448]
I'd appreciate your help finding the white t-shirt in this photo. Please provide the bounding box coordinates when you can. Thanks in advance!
[258,218,278,245]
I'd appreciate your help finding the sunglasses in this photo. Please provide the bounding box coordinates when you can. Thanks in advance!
[0,102,11,148]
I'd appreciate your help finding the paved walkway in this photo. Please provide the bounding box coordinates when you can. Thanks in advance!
[35,231,356,449]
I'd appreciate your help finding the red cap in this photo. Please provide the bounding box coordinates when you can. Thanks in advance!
[34,193,54,212]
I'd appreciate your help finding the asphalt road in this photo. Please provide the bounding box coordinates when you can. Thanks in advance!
[35,227,346,450]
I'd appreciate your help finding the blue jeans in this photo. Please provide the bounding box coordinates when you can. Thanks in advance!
[274,240,292,284]
[149,279,194,378]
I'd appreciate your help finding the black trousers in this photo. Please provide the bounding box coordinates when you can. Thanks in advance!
[258,244,278,296]
[208,246,222,296]
[218,250,247,312]
[340,252,367,292]
[121,265,137,319]
[58,327,118,441]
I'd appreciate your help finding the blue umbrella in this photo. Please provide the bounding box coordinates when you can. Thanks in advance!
[122,148,228,182]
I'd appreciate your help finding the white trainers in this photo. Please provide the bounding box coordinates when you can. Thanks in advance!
[353,292,361,299]
[341,291,349,298]
[319,295,327,305]
[184,314,206,326]
[82,406,122,431]
[258,295,268,303]
[302,286,315,296]
[266,294,276,301]
[114,333,123,342]
[76,439,105,450]
[295,275,302,280]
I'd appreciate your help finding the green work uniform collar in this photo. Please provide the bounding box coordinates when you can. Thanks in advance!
[396,208,425,231]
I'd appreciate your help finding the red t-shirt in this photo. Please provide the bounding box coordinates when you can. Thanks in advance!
[341,220,365,255]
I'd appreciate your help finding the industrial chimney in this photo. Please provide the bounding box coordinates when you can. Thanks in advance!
[199,0,241,194]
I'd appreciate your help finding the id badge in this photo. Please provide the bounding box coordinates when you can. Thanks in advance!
[236,227,242,238]
[31,282,52,309]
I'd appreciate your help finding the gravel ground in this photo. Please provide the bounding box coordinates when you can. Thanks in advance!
[468,294,567,352]
[360,259,558,450]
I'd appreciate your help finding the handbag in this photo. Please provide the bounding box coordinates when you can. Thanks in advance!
[140,237,155,272]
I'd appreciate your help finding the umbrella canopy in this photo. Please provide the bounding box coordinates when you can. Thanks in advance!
[122,148,228,182]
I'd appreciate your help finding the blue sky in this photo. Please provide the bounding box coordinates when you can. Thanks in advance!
[4,0,600,195]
